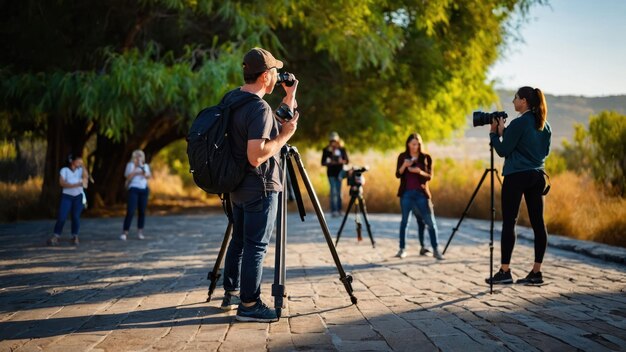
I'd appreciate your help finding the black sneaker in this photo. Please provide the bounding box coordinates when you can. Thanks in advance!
[485,268,513,284]
[220,291,241,311]
[235,300,278,323]
[419,247,430,256]
[516,270,543,285]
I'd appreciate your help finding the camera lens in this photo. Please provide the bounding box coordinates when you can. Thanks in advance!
[472,111,507,127]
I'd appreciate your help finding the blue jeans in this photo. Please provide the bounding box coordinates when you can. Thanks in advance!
[123,187,149,231]
[328,176,343,212]
[53,193,84,236]
[223,192,278,303]
[399,190,439,250]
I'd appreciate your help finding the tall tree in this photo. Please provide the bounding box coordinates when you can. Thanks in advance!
[0,0,545,210]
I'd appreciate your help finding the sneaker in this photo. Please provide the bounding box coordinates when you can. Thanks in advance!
[485,268,513,284]
[47,235,60,246]
[516,270,544,285]
[433,250,444,260]
[137,233,145,240]
[235,300,278,322]
[419,247,430,256]
[220,291,241,311]
[395,249,407,258]
[120,234,127,241]
[70,236,79,246]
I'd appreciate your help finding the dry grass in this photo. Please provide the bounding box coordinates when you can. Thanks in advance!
[544,171,626,247]
[300,149,625,248]
[0,177,44,222]
[1,151,624,248]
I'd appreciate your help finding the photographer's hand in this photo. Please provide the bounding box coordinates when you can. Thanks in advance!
[497,118,505,136]
[281,74,299,110]
[279,110,299,140]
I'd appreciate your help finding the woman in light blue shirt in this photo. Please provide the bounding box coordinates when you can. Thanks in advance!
[120,149,152,241]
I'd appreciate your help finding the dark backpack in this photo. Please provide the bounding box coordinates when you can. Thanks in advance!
[187,93,259,194]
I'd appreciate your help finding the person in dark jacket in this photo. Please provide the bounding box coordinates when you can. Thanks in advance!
[485,86,552,285]
[321,132,349,217]
[395,133,443,260]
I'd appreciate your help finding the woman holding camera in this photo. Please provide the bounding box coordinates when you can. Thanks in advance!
[486,86,551,285]
[321,132,349,217]
[48,153,88,246]
[121,149,152,241]
[395,133,443,260]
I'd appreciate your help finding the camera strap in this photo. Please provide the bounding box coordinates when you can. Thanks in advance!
[540,170,551,195]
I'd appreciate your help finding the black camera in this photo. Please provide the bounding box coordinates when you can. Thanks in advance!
[276,72,295,87]
[472,111,507,127]
[275,103,294,121]
[347,166,369,187]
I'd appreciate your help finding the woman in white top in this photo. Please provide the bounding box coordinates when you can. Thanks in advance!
[48,153,88,246]
[121,149,152,240]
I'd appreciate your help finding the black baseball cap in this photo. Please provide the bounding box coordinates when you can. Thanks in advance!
[242,48,284,75]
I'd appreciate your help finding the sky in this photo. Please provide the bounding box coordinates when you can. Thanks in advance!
[488,0,626,97]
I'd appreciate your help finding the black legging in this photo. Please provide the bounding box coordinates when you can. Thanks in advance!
[501,170,548,264]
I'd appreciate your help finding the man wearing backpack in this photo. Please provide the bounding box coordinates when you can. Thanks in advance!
[220,47,299,322]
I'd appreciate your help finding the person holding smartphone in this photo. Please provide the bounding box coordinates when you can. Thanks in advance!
[321,132,349,217]
[395,133,443,260]
[121,149,152,241]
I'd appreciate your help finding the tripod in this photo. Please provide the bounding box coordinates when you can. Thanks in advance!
[442,144,502,294]
[335,175,375,247]
[205,145,358,318]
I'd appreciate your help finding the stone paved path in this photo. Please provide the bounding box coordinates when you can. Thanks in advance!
[1,213,625,351]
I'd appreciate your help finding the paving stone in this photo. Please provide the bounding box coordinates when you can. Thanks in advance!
[0,213,624,351]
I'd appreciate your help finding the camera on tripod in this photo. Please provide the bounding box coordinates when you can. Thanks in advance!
[347,166,368,186]
[472,111,507,127]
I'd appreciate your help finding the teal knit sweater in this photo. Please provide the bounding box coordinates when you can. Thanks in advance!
[489,111,551,176]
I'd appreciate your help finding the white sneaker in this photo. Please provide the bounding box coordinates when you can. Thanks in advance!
[137,233,145,240]
[395,249,407,258]
[120,234,127,241]
[433,250,444,260]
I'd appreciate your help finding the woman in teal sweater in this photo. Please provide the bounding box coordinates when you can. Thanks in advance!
[486,86,551,285]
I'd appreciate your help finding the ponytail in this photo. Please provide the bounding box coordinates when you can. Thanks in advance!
[516,86,548,131]
[534,88,547,131]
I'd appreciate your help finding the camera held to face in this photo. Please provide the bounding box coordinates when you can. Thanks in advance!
[276,72,295,87]
[472,111,508,127]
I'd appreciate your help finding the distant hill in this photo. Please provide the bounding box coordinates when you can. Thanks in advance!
[464,90,626,141]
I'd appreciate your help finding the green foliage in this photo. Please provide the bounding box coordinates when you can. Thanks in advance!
[152,139,195,187]
[0,0,547,206]
[562,111,626,196]
[545,152,567,176]
[1,0,543,146]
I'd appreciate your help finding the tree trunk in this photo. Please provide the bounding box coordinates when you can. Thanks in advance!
[40,114,89,216]
[90,111,185,207]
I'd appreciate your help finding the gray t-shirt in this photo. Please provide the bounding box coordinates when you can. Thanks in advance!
[226,88,283,203]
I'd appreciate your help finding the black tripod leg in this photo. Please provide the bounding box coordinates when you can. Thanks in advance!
[336,196,356,246]
[272,153,289,318]
[357,197,375,248]
[291,150,357,304]
[207,222,232,302]
[443,169,490,255]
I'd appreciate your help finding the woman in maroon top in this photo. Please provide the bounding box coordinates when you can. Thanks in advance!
[395,133,443,260]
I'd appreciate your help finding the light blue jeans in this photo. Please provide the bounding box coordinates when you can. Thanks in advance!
[399,190,439,251]
[223,192,278,303]
[328,176,343,213]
